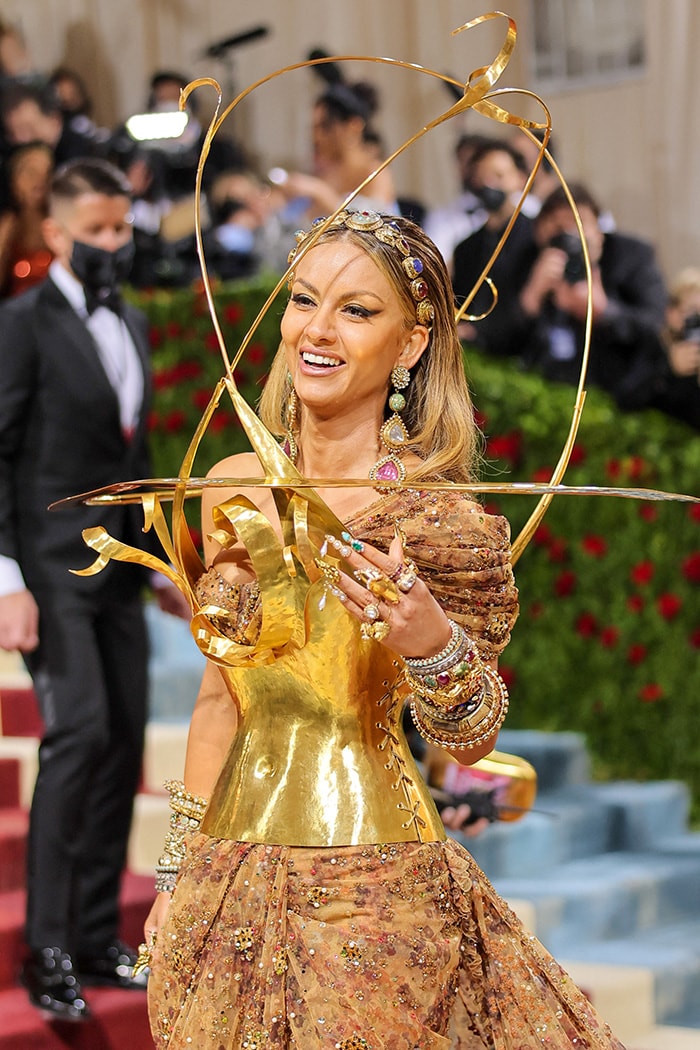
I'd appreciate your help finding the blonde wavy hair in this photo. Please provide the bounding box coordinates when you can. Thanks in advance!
[258,214,481,484]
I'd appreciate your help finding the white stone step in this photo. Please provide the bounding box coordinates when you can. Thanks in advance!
[142,721,188,792]
[628,1026,700,1050]
[128,791,169,876]
[0,737,37,808]
[559,960,655,1044]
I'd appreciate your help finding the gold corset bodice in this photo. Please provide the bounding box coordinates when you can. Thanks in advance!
[199,568,445,846]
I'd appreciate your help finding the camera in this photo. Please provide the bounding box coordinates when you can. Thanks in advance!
[681,311,700,343]
[548,231,587,285]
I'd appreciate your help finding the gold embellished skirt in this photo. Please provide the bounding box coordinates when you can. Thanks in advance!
[148,835,625,1049]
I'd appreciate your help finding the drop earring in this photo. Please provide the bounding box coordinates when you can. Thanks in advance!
[282,378,299,464]
[369,364,411,487]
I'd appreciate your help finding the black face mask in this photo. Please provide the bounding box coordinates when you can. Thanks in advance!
[472,184,507,213]
[70,239,135,292]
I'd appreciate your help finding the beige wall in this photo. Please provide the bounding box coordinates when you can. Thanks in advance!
[3,0,699,279]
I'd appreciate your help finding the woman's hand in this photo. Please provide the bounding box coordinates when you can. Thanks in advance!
[324,530,452,659]
[143,891,173,949]
[440,803,490,838]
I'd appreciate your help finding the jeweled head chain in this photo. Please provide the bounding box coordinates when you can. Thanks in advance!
[287,210,436,328]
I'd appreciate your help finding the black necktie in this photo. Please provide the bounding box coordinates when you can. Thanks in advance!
[84,286,123,316]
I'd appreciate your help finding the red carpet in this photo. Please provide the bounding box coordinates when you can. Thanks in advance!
[0,687,156,1049]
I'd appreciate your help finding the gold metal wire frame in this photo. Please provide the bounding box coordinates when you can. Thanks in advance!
[57,11,693,565]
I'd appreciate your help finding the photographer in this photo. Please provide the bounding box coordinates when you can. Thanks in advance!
[485,183,669,404]
[631,267,700,431]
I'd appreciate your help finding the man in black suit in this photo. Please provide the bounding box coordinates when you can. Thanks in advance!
[456,181,670,406]
[0,158,186,1021]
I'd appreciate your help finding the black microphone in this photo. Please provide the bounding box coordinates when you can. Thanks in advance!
[202,25,268,59]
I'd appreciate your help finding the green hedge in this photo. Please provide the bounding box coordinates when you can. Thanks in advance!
[133,278,700,816]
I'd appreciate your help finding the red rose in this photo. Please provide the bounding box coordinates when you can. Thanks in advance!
[224,301,244,325]
[689,504,700,523]
[581,534,608,558]
[247,342,267,365]
[630,561,654,586]
[473,409,488,429]
[482,502,501,516]
[548,538,568,563]
[192,388,213,410]
[209,412,239,434]
[153,367,176,390]
[606,459,622,479]
[486,430,522,466]
[575,612,598,638]
[627,643,647,665]
[690,628,700,648]
[627,456,648,480]
[639,683,664,703]
[638,504,657,523]
[533,524,553,547]
[682,551,700,584]
[148,327,163,349]
[173,360,203,382]
[569,443,587,466]
[656,593,682,620]
[205,331,220,352]
[554,570,576,597]
[188,526,203,549]
[599,626,620,648]
[627,594,644,613]
[164,409,186,433]
[165,321,182,338]
[147,410,160,431]
[497,664,516,689]
[532,466,552,483]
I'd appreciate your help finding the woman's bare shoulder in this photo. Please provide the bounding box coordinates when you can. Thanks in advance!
[206,452,261,481]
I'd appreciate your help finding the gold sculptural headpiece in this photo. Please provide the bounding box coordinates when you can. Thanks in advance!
[52,10,698,612]
[288,210,436,328]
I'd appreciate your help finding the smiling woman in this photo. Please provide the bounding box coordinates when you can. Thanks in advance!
[128,210,627,1050]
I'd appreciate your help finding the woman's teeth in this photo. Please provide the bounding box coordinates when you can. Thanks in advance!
[302,352,343,367]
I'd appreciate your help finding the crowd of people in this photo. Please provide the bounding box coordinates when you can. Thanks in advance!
[0,19,698,431]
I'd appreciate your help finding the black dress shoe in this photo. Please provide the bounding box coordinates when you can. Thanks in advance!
[77,940,149,990]
[21,947,91,1022]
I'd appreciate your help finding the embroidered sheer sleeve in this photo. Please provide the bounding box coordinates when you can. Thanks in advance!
[353,489,519,660]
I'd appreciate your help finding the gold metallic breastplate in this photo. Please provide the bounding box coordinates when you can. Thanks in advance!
[194,490,445,847]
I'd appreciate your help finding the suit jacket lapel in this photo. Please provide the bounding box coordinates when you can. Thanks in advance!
[40,279,122,419]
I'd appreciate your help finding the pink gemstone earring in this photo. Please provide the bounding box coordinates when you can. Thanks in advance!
[369,365,411,487]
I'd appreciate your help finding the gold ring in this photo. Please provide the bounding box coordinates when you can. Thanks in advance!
[364,603,381,622]
[360,620,391,642]
[354,567,382,586]
[368,576,400,604]
[132,932,156,978]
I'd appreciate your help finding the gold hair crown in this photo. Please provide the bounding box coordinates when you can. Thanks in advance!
[287,209,436,328]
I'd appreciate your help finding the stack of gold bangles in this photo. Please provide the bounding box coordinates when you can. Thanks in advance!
[405,619,509,749]
[154,779,209,893]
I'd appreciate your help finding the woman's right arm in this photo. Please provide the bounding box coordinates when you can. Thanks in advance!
[182,661,238,797]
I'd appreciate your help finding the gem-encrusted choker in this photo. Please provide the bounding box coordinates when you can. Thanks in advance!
[287,209,435,327]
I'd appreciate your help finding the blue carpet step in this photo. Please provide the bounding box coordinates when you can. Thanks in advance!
[491,850,700,953]
[497,728,591,790]
[145,602,204,722]
[466,779,692,880]
[560,917,700,1030]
